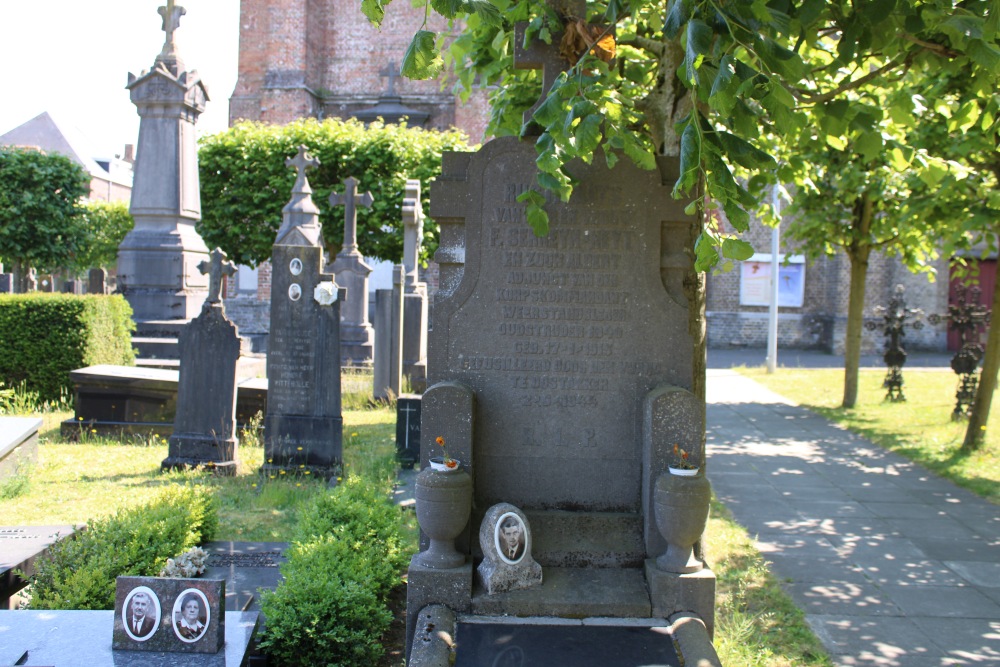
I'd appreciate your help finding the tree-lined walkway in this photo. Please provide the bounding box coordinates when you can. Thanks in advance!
[707,369,1000,666]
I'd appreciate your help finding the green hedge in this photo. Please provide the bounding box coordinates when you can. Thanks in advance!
[25,485,218,610]
[0,293,135,401]
[259,476,409,666]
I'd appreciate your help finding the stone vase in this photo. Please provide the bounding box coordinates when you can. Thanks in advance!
[653,469,712,573]
[414,464,472,569]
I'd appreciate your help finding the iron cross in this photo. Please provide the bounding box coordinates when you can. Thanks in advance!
[330,177,374,254]
[198,248,237,305]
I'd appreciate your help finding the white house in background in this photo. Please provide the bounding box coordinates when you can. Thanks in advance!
[0,111,133,203]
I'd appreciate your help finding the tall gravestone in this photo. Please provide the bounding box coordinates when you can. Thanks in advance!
[118,0,209,323]
[163,248,241,474]
[264,147,345,481]
[330,178,375,366]
[88,268,109,295]
[373,265,404,401]
[401,179,429,390]
[405,14,714,661]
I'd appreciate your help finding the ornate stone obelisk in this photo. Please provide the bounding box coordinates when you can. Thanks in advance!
[118,0,210,322]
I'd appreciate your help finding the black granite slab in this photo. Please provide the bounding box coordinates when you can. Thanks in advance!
[453,621,681,666]
[202,541,287,612]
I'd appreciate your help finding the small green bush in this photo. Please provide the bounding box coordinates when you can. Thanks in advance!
[0,293,135,401]
[260,476,408,666]
[25,485,217,610]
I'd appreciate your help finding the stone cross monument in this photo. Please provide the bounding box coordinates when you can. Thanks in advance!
[330,177,375,366]
[401,179,429,389]
[118,1,210,323]
[264,147,346,481]
[164,247,242,474]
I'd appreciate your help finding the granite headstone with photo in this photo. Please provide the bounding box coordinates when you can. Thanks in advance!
[112,576,224,653]
[162,248,241,474]
[264,147,345,480]
[406,11,714,658]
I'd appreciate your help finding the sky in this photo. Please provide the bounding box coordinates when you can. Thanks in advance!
[0,1,240,159]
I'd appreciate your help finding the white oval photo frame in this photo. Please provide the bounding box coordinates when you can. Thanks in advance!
[494,511,526,565]
[288,283,302,301]
[122,585,161,642]
[289,258,303,275]
[172,588,211,644]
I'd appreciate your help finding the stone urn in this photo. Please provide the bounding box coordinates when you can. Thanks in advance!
[653,469,712,573]
[414,462,472,569]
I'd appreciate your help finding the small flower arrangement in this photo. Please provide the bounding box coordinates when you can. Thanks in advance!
[431,436,459,470]
[159,546,209,578]
[671,444,699,472]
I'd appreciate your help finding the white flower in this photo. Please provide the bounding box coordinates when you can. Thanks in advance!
[314,281,339,306]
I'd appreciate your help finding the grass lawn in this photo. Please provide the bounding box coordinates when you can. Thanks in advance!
[738,366,1000,504]
[2,375,832,666]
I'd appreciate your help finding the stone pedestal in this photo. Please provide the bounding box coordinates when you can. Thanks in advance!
[119,26,210,323]
[645,561,717,638]
[405,559,472,659]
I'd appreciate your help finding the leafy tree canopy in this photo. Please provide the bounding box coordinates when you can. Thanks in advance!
[370,0,999,268]
[0,146,90,279]
[197,118,472,267]
[74,200,134,272]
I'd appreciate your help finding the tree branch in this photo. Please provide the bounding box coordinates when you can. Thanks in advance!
[796,56,908,104]
[902,34,961,59]
[619,34,665,57]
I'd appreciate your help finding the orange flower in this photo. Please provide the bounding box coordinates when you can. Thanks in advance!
[436,436,445,446]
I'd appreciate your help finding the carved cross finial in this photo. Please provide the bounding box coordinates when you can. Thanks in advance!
[330,177,375,254]
[379,61,402,96]
[158,0,186,55]
[286,145,320,195]
[198,248,237,305]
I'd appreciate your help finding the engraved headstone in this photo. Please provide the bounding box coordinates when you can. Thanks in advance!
[373,265,404,401]
[330,177,375,366]
[162,248,241,474]
[395,394,422,468]
[88,267,109,294]
[0,524,77,607]
[264,147,345,480]
[402,179,429,390]
[406,11,714,656]
[119,1,210,322]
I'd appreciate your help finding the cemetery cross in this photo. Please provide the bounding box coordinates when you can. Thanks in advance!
[197,248,237,306]
[929,285,992,419]
[329,178,374,255]
[380,61,402,96]
[157,0,186,55]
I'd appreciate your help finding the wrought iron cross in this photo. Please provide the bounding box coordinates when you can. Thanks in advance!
[928,284,992,419]
[286,145,320,194]
[865,284,924,401]
[198,248,237,305]
[329,177,374,254]
[380,61,402,96]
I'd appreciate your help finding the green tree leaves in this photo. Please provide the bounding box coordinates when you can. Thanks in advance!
[402,30,444,79]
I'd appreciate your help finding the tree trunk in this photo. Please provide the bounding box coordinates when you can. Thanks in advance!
[842,194,873,409]
[963,274,1000,451]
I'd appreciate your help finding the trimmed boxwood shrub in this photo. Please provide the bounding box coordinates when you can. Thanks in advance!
[25,485,218,610]
[259,476,409,666]
[0,293,135,401]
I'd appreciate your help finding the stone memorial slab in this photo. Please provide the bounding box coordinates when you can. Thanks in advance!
[0,273,12,293]
[202,541,287,612]
[331,176,375,366]
[0,524,77,607]
[402,179,429,389]
[119,0,209,322]
[396,394,422,468]
[0,610,257,666]
[113,576,224,653]
[62,279,86,294]
[163,248,241,474]
[264,147,345,479]
[373,266,404,401]
[477,503,542,595]
[0,416,41,482]
[89,267,109,294]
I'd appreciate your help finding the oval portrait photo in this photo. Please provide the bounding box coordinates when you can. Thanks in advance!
[122,586,161,642]
[173,588,211,643]
[494,512,526,565]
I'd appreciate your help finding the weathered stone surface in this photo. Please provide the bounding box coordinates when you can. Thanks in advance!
[201,541,287,612]
[0,525,77,606]
[405,559,473,659]
[0,417,41,483]
[0,610,257,666]
[89,267,109,294]
[373,268,404,401]
[428,136,693,514]
[669,612,723,666]
[471,567,650,618]
[330,177,375,366]
[477,503,542,595]
[113,577,224,653]
[408,605,456,667]
[164,290,241,473]
[264,149,344,479]
[645,560,716,638]
[402,179,429,389]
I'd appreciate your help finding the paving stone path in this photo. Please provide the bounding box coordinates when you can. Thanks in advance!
[707,368,1000,667]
